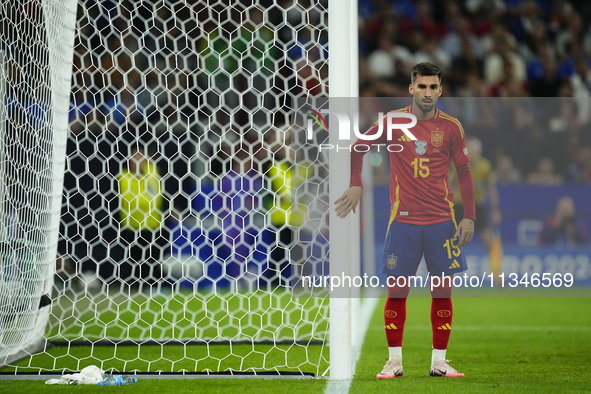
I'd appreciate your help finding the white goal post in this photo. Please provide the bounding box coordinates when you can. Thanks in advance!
[0,0,77,365]
[1,0,361,380]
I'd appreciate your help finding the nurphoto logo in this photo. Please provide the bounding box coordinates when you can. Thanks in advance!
[304,108,418,152]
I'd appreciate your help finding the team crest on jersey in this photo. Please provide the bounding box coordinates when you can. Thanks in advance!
[387,254,397,269]
[415,141,428,155]
[431,130,444,147]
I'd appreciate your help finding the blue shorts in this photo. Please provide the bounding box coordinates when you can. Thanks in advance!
[380,220,468,276]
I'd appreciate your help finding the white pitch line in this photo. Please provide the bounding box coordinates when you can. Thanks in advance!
[324,297,380,394]
[353,297,380,365]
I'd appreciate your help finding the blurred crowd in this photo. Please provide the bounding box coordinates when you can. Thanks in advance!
[358,0,591,185]
[63,0,591,186]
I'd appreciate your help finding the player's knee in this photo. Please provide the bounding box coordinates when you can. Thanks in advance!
[430,275,452,298]
[387,276,411,298]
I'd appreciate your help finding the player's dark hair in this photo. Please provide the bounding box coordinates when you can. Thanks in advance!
[410,62,442,84]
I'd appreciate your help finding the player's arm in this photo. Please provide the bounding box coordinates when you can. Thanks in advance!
[454,162,475,247]
[334,119,386,218]
[450,122,475,247]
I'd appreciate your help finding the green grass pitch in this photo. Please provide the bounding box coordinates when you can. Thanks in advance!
[1,289,329,375]
[350,296,591,394]
[2,296,591,393]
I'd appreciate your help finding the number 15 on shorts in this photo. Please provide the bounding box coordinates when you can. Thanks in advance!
[443,238,461,259]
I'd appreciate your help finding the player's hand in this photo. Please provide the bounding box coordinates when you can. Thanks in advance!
[454,218,475,247]
[334,186,362,218]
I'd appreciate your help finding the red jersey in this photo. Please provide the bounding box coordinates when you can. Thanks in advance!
[351,106,471,225]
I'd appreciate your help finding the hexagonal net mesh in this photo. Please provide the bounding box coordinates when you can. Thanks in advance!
[2,0,331,376]
[0,0,77,366]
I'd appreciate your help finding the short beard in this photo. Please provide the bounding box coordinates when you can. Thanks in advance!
[415,97,435,113]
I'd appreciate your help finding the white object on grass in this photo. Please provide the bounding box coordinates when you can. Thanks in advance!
[45,365,105,385]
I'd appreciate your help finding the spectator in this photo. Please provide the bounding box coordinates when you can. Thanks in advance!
[464,0,505,36]
[484,26,527,85]
[548,99,580,133]
[359,2,397,54]
[529,55,561,97]
[527,157,563,186]
[367,34,413,80]
[455,70,483,97]
[570,58,591,123]
[563,132,582,173]
[411,0,446,39]
[367,36,397,80]
[558,79,575,97]
[465,0,506,16]
[574,146,591,183]
[567,57,591,126]
[518,1,545,44]
[489,56,529,96]
[496,155,522,184]
[440,16,484,61]
[538,196,591,247]
[449,35,483,91]
[555,14,591,61]
[526,35,558,73]
[507,101,551,175]
[263,131,296,288]
[443,0,463,30]
[570,56,591,97]
[117,144,168,291]
[413,35,452,70]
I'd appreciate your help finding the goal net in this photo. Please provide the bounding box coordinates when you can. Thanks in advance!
[0,0,77,364]
[1,0,332,377]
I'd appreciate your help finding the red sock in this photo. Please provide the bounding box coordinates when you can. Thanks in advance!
[384,281,410,347]
[431,279,453,350]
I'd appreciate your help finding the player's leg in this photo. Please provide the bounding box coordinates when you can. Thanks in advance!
[377,220,423,379]
[429,277,463,377]
[424,220,466,377]
[377,278,410,378]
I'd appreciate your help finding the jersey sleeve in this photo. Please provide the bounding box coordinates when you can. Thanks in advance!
[449,119,475,220]
[350,119,388,188]
[455,163,476,220]
[450,120,470,166]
